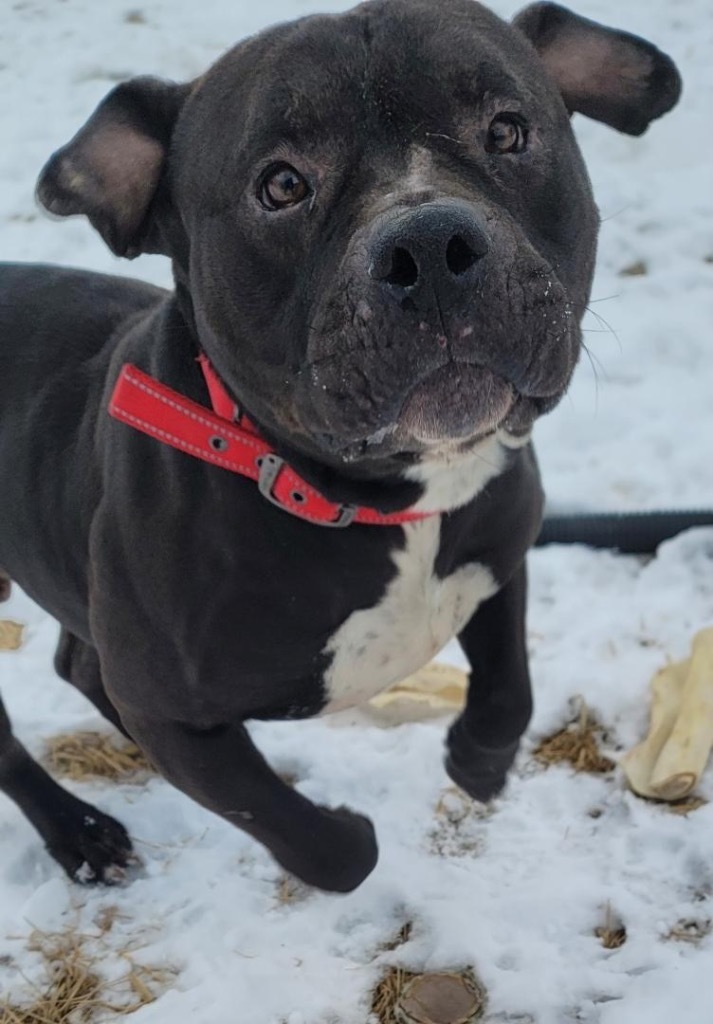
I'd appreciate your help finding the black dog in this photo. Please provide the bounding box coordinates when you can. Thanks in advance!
[0,1,680,892]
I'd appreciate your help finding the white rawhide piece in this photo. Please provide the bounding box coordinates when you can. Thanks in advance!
[622,627,713,801]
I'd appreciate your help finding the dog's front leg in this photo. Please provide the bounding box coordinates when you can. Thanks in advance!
[445,562,533,802]
[0,696,135,883]
[119,712,378,892]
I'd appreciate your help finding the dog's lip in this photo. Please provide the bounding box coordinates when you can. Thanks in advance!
[307,358,562,461]
[319,361,518,460]
[395,361,516,443]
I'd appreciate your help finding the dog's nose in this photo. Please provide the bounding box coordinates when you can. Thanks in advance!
[368,203,489,300]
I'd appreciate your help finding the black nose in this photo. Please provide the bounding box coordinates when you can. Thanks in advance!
[368,203,489,300]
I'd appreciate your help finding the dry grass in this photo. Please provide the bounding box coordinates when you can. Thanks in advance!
[0,928,173,1023]
[666,919,712,944]
[533,701,615,775]
[380,921,413,953]
[93,907,128,936]
[370,923,415,1022]
[372,966,419,1024]
[0,932,101,1024]
[618,260,648,277]
[595,906,627,950]
[274,875,309,906]
[43,732,153,783]
[371,968,486,1024]
[596,925,627,950]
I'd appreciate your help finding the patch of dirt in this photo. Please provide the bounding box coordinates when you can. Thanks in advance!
[371,968,486,1024]
[664,796,708,816]
[618,260,648,277]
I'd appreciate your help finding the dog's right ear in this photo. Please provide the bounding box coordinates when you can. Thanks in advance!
[36,77,189,259]
[513,3,681,136]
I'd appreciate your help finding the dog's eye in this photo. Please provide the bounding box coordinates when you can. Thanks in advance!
[485,115,528,155]
[259,164,310,210]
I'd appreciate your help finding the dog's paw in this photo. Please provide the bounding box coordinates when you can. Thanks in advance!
[46,807,138,885]
[322,807,379,892]
[445,723,520,803]
[280,806,379,894]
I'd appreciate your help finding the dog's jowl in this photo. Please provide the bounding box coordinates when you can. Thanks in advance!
[0,1,680,891]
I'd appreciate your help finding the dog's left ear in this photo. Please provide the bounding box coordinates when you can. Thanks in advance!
[513,2,681,135]
[37,76,190,258]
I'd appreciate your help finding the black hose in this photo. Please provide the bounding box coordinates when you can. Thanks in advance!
[536,510,713,555]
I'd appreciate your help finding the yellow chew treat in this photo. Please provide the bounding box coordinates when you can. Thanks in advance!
[364,662,468,725]
[0,620,24,651]
[621,659,688,798]
[650,627,713,800]
[370,659,471,708]
[369,662,468,710]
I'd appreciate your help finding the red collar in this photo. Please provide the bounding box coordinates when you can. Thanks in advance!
[108,356,436,528]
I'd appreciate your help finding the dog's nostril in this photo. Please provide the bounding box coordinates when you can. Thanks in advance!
[384,247,419,289]
[446,234,480,277]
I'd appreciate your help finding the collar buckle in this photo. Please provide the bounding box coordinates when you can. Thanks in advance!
[257,453,356,527]
[323,504,358,528]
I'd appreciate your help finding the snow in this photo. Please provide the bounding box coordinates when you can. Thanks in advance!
[1,0,713,1021]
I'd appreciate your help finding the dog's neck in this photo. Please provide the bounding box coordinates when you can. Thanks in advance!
[169,277,514,516]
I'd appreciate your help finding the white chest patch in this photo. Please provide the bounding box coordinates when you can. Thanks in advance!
[405,432,507,513]
[321,518,498,713]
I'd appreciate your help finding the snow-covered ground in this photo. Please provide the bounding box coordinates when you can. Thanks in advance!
[1,1,712,1021]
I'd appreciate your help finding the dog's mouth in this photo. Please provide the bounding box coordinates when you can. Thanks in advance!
[396,362,515,444]
[324,360,524,463]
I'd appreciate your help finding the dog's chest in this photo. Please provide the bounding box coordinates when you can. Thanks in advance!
[321,518,497,713]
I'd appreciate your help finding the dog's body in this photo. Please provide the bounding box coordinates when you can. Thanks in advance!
[0,0,680,891]
[0,262,537,713]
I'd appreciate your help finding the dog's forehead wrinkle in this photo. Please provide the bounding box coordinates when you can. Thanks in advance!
[210,0,542,156]
[355,0,537,106]
[191,15,368,160]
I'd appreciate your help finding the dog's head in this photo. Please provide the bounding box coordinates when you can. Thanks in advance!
[37,0,680,476]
